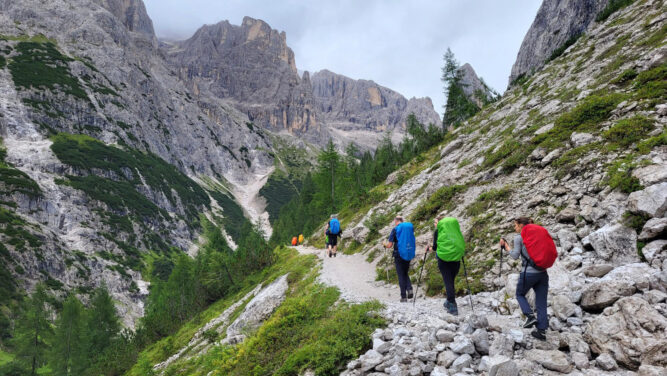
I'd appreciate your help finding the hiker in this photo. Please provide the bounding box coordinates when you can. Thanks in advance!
[291,236,297,246]
[500,217,557,340]
[325,215,342,258]
[384,216,415,302]
[427,216,465,315]
[298,234,304,245]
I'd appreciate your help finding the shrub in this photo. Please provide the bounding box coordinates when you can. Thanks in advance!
[548,32,583,62]
[634,63,667,101]
[596,0,634,22]
[606,155,643,193]
[482,139,521,169]
[411,185,467,222]
[610,68,637,85]
[603,116,654,147]
[466,187,512,217]
[533,93,625,149]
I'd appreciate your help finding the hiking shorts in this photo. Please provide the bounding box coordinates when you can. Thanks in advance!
[327,235,338,247]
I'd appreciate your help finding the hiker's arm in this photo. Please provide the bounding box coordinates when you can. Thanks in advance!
[430,229,438,252]
[508,235,522,260]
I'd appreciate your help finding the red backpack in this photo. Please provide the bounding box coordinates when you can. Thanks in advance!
[520,224,558,269]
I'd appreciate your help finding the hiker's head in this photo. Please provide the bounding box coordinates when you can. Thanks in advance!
[434,215,444,228]
[394,215,404,226]
[513,217,531,232]
[331,214,337,219]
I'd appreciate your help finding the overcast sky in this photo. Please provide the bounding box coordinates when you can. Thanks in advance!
[144,1,541,117]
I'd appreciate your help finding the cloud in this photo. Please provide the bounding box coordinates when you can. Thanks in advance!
[144,0,541,116]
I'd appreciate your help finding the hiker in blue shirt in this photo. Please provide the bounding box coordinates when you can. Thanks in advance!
[384,215,413,302]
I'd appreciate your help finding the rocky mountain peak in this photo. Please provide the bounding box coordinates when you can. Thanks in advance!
[95,0,155,37]
[509,0,608,85]
[457,63,495,108]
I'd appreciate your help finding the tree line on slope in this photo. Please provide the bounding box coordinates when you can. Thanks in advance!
[0,218,272,376]
[269,114,447,247]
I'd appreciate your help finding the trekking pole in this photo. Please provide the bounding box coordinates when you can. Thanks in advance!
[499,239,504,278]
[413,249,429,307]
[461,258,475,313]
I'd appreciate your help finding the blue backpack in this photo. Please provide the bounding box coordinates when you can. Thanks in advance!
[395,222,415,261]
[329,218,340,235]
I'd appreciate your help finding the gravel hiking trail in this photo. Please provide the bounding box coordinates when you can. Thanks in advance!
[293,245,480,318]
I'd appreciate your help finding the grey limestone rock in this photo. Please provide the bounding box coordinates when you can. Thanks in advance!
[525,349,573,373]
[509,0,609,85]
[628,183,667,218]
[639,218,667,241]
[582,224,639,264]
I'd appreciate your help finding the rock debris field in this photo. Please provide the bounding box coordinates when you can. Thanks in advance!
[294,245,667,376]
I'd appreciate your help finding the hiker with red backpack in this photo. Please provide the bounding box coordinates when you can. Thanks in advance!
[500,217,558,341]
[384,216,415,302]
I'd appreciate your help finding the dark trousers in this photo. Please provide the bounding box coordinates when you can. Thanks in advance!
[437,258,460,304]
[394,256,413,298]
[516,272,549,330]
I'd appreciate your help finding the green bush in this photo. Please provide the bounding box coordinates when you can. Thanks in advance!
[634,63,667,101]
[533,93,625,149]
[638,129,667,154]
[622,211,649,233]
[596,0,634,22]
[466,187,512,217]
[606,155,643,193]
[548,32,583,62]
[411,185,467,222]
[482,139,520,169]
[603,115,654,147]
[611,68,637,85]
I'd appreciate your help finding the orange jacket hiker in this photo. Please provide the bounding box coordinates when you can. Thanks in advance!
[291,236,298,246]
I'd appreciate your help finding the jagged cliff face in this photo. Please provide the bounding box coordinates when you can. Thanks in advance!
[509,0,609,85]
[166,18,441,149]
[165,17,320,138]
[0,0,275,326]
[457,63,495,108]
[311,69,441,149]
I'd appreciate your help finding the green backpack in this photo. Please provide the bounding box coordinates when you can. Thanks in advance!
[436,217,465,262]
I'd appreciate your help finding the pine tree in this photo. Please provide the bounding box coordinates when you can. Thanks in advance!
[50,295,85,376]
[441,47,480,127]
[84,286,119,359]
[9,283,52,376]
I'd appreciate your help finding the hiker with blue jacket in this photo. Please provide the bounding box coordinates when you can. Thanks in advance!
[500,217,557,341]
[326,215,342,258]
[427,216,465,316]
[384,216,415,302]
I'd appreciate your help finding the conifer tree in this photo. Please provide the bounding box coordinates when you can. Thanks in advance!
[9,283,52,376]
[50,295,85,376]
[84,285,119,359]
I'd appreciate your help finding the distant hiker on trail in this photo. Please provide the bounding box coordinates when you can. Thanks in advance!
[325,215,342,258]
[384,216,415,302]
[298,234,304,245]
[427,216,465,316]
[291,236,297,246]
[500,217,557,341]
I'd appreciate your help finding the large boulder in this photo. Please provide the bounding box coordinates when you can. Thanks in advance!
[642,240,667,263]
[639,218,667,241]
[628,182,667,218]
[582,224,639,264]
[580,279,636,311]
[633,164,667,187]
[487,355,519,376]
[552,294,580,320]
[603,263,655,292]
[584,296,667,370]
[224,274,289,343]
[525,349,572,373]
[557,229,579,252]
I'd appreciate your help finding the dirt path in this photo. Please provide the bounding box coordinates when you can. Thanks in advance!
[293,245,481,317]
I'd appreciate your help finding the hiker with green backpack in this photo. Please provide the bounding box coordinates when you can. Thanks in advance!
[383,216,415,302]
[427,216,466,316]
[499,217,558,341]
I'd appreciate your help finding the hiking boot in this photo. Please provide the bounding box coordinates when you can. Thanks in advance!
[531,329,546,341]
[400,298,408,303]
[523,315,537,328]
[444,301,458,316]
[407,289,414,299]
[333,252,337,257]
